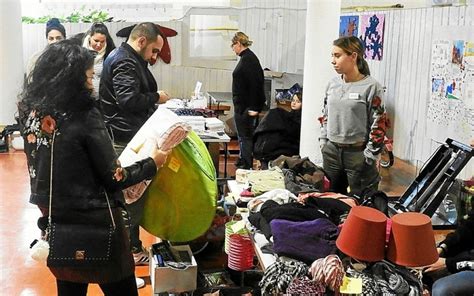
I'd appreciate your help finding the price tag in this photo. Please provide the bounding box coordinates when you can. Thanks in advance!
[339,275,362,294]
[230,220,246,233]
[168,156,181,173]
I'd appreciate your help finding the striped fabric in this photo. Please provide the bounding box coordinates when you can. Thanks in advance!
[310,254,345,292]
[259,259,308,295]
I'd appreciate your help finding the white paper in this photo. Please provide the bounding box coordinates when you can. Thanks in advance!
[193,81,202,98]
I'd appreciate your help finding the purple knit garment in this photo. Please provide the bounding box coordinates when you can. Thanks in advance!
[271,218,339,264]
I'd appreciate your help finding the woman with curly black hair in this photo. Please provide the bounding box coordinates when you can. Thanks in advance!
[19,39,170,296]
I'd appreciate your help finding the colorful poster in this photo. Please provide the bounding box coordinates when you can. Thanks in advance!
[428,39,474,144]
[452,40,465,65]
[339,15,359,37]
[465,42,474,57]
[359,13,385,60]
[431,78,445,94]
[431,40,451,77]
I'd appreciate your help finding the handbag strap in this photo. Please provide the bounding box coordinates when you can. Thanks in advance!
[48,130,116,231]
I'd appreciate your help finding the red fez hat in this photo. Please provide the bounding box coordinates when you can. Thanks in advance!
[336,206,387,262]
[386,212,438,267]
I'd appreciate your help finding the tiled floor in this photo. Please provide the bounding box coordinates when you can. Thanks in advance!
[0,151,157,296]
[1,146,418,295]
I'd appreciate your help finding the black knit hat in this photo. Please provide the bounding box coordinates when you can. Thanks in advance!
[45,18,66,39]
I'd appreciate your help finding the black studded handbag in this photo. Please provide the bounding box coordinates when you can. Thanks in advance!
[45,131,132,283]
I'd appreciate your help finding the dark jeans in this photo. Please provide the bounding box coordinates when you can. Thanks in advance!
[234,111,258,169]
[56,274,138,296]
[113,142,144,253]
[321,141,380,196]
[431,271,474,296]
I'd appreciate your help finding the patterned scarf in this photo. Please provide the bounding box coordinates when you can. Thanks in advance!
[286,276,325,295]
[259,258,308,295]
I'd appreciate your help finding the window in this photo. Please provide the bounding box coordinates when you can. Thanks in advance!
[183,8,240,69]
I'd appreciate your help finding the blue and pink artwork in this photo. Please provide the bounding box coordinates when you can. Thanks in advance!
[451,40,464,65]
[340,16,359,37]
[432,78,444,94]
[359,14,385,61]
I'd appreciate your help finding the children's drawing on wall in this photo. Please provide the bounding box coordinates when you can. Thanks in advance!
[428,39,474,144]
[432,78,445,94]
[359,13,385,61]
[451,40,464,66]
[465,82,474,133]
[339,16,359,37]
[445,78,462,100]
[464,42,474,72]
[465,41,474,57]
[431,40,450,76]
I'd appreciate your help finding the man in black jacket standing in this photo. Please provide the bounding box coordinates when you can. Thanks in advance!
[100,22,170,271]
[231,32,266,169]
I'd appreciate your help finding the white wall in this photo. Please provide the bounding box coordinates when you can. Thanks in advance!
[300,0,341,163]
[0,0,24,125]
[352,6,473,178]
[239,0,307,73]
[20,0,232,22]
[19,3,474,178]
[20,0,442,21]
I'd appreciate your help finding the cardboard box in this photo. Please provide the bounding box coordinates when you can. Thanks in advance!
[149,244,197,294]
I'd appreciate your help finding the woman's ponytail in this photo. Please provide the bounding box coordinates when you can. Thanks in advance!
[358,58,370,76]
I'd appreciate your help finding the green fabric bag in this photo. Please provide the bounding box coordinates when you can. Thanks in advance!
[141,131,217,242]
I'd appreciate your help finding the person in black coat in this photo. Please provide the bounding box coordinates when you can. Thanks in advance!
[231,32,266,169]
[100,23,170,145]
[99,23,171,266]
[18,40,170,295]
[425,210,474,295]
[254,92,302,169]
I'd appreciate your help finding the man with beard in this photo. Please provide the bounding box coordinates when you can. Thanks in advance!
[100,22,171,287]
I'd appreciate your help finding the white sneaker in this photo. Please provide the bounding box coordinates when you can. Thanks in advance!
[135,277,145,289]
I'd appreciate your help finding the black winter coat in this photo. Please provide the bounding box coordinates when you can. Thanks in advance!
[100,42,158,143]
[253,108,301,162]
[442,210,474,273]
[22,101,157,211]
[232,48,266,114]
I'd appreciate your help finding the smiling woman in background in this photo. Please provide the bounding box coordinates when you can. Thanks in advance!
[81,22,116,99]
